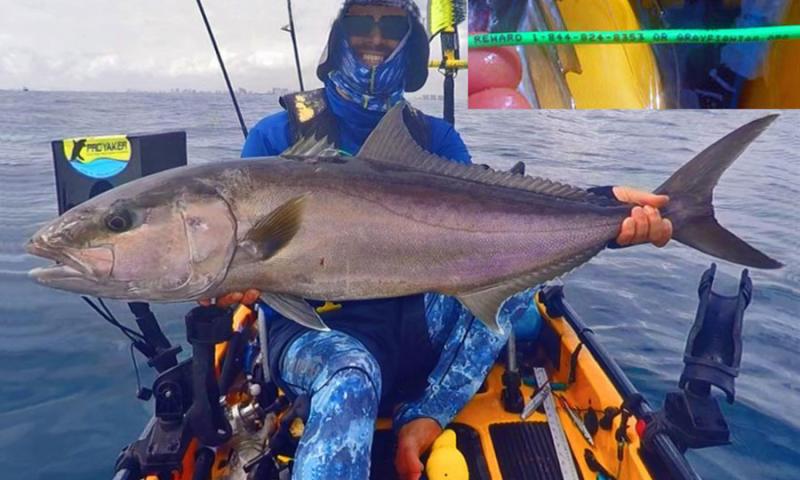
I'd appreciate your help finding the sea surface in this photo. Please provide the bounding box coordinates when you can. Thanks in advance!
[0,90,797,479]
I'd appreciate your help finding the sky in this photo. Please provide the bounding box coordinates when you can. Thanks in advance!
[0,0,467,94]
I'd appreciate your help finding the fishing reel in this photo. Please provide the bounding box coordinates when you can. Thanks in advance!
[113,304,304,480]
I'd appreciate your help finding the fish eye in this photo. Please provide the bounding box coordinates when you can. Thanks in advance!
[105,209,133,233]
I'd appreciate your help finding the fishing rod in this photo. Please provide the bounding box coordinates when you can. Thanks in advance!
[281,0,305,91]
[428,0,467,125]
[429,59,468,69]
[470,24,800,48]
[195,0,249,139]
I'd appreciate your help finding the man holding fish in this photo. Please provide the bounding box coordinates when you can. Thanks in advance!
[220,1,671,478]
[26,2,784,479]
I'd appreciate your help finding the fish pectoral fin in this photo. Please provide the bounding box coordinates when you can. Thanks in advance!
[456,290,506,333]
[243,195,307,260]
[260,292,330,331]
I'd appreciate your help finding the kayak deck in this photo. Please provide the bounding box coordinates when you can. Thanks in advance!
[368,288,663,479]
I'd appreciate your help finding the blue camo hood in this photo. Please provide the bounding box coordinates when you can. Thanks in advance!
[317,0,430,95]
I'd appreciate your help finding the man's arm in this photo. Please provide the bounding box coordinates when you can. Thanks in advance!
[588,186,672,248]
[425,115,472,164]
[393,294,516,429]
[393,291,522,480]
[240,111,292,158]
[241,128,272,158]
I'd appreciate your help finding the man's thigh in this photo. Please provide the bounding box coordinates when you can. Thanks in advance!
[279,330,383,399]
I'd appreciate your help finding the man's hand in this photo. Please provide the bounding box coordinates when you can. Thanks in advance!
[395,418,443,480]
[198,288,261,308]
[613,186,673,247]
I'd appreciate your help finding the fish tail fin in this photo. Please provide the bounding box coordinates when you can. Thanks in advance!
[656,115,782,269]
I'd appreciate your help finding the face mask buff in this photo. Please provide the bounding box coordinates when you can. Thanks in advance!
[327,16,410,112]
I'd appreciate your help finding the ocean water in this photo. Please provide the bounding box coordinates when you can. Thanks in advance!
[0,90,798,479]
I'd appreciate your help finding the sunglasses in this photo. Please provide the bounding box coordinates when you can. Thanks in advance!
[342,15,410,41]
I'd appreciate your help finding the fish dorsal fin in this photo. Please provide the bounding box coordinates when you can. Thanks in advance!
[281,133,338,158]
[241,196,307,260]
[456,245,604,332]
[358,103,612,205]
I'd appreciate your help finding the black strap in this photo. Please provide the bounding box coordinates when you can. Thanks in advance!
[567,342,583,385]
[192,447,216,480]
[280,88,339,146]
[281,89,431,152]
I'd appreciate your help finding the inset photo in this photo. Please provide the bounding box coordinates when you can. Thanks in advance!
[468,0,800,109]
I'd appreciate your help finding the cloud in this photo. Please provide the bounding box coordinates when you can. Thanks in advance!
[84,54,120,77]
[1,51,35,77]
[0,0,466,95]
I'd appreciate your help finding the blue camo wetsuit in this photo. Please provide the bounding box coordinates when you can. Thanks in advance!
[719,0,789,79]
[242,88,541,479]
[662,0,789,107]
[241,1,543,478]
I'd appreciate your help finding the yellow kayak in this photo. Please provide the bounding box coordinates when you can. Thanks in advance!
[557,0,665,109]
[505,0,664,109]
[368,286,696,480]
[740,0,800,108]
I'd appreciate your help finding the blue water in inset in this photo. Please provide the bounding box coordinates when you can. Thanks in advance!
[0,90,798,479]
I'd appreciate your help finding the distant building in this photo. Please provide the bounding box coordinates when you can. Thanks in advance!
[411,93,445,102]
[266,87,290,96]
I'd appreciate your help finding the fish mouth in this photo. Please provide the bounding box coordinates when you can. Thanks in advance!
[26,238,99,282]
[29,263,88,282]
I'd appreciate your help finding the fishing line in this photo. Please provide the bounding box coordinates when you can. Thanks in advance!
[81,296,147,344]
[130,342,145,396]
[469,25,800,48]
[97,298,116,323]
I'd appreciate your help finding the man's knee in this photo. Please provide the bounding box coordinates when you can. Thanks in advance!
[281,331,382,397]
[313,349,382,400]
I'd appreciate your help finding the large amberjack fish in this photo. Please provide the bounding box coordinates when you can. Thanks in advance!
[27,105,782,332]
